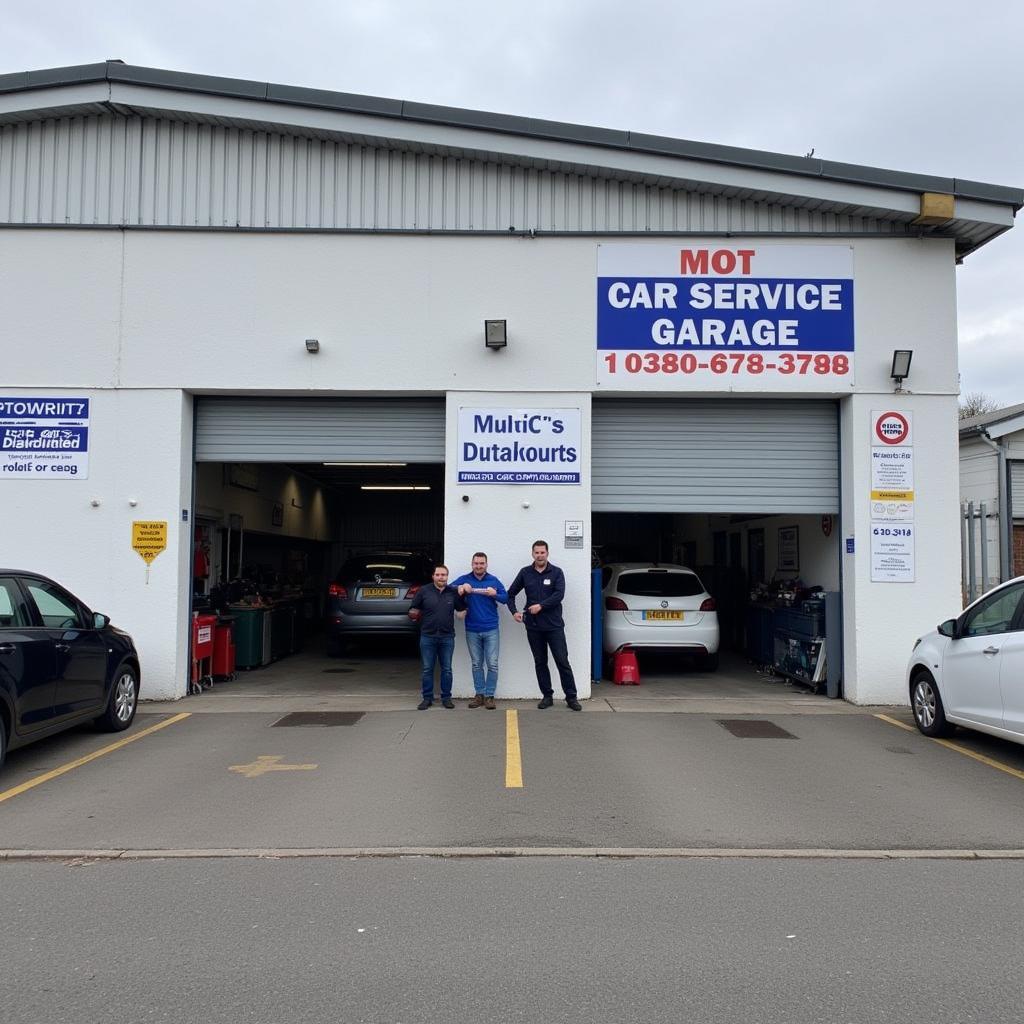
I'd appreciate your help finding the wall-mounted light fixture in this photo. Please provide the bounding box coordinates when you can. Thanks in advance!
[484,320,507,350]
[890,349,913,392]
[305,338,320,354]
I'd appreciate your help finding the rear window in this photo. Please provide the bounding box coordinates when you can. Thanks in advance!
[616,571,704,598]
[339,557,429,582]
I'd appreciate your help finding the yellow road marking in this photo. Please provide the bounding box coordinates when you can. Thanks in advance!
[228,755,319,779]
[505,709,523,789]
[875,713,1024,781]
[0,713,191,806]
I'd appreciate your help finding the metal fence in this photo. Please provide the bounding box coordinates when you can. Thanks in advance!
[961,501,1001,604]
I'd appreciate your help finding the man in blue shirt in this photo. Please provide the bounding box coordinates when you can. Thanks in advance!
[507,540,581,711]
[408,564,466,710]
[453,552,508,710]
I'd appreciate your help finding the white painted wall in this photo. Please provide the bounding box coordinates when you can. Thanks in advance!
[444,393,593,700]
[2,229,964,704]
[840,393,962,704]
[0,388,192,701]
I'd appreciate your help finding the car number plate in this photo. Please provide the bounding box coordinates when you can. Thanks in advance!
[362,587,397,599]
[643,610,684,621]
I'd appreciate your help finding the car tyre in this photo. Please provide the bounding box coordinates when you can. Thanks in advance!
[96,663,139,732]
[911,671,953,738]
[699,651,719,672]
[0,717,6,770]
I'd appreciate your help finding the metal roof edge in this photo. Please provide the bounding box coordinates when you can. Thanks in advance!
[1,61,1021,210]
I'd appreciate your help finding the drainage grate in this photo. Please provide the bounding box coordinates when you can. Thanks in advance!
[272,712,365,727]
[716,719,796,739]
[321,668,356,674]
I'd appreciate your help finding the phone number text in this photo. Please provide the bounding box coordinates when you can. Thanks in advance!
[602,352,850,376]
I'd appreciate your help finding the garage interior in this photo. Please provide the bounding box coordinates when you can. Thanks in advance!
[591,399,842,699]
[188,396,843,703]
[189,398,445,695]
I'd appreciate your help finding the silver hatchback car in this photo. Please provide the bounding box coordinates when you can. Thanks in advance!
[326,552,433,652]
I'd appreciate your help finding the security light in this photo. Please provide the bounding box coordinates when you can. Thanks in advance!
[484,320,507,350]
[890,350,913,391]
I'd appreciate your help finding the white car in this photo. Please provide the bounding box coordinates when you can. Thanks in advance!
[908,576,1024,743]
[601,563,720,671]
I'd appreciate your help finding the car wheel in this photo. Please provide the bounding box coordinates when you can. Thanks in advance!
[0,717,6,770]
[911,671,953,738]
[699,651,719,672]
[96,664,139,732]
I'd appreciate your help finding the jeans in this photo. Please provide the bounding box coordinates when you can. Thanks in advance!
[526,628,577,700]
[419,633,455,702]
[465,628,499,696]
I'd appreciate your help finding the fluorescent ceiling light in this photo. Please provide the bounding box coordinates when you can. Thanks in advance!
[360,485,431,491]
[323,462,407,467]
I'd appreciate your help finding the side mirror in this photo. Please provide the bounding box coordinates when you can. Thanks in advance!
[937,618,958,639]
[93,612,110,630]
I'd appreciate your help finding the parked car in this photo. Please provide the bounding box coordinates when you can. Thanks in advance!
[326,552,434,651]
[0,570,141,768]
[601,563,720,671]
[908,575,1024,744]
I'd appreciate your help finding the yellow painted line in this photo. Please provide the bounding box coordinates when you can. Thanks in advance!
[0,713,191,805]
[874,713,916,733]
[875,713,1024,781]
[228,755,318,779]
[505,709,523,789]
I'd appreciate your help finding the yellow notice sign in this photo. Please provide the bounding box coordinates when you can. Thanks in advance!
[132,521,168,564]
[870,490,914,501]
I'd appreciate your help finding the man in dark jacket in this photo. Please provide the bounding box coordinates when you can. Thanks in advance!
[507,540,581,711]
[409,564,466,710]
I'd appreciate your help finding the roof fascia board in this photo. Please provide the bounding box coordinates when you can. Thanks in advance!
[983,414,1024,440]
[0,81,111,118]
[106,84,940,220]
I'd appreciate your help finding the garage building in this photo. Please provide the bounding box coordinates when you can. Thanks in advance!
[2,61,1021,705]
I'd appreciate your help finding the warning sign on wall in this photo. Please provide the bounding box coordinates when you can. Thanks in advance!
[132,521,168,564]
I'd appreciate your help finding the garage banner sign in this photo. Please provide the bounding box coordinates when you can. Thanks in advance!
[597,244,854,390]
[457,408,581,483]
[0,397,90,479]
[870,410,914,581]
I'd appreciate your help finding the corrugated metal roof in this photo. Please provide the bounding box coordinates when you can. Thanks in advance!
[0,61,1020,210]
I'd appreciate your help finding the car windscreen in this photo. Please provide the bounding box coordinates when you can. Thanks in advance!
[339,558,426,582]
[615,571,704,598]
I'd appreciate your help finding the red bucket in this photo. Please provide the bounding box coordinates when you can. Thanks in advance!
[612,649,640,685]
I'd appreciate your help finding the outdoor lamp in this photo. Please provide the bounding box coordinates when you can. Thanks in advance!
[890,349,913,391]
[484,320,507,350]
[305,338,320,353]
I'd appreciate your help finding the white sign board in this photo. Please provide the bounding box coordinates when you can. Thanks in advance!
[870,447,914,521]
[870,523,915,582]
[457,408,581,484]
[871,410,912,446]
[597,244,855,391]
[0,397,90,479]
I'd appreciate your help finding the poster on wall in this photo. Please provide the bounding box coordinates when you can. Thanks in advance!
[870,523,915,582]
[869,410,915,576]
[777,525,800,571]
[596,244,855,390]
[0,396,90,479]
[457,408,581,483]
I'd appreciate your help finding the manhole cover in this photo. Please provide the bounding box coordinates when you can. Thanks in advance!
[322,668,355,674]
[272,712,364,727]
[716,719,796,739]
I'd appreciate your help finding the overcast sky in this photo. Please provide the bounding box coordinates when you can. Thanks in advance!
[4,0,1021,406]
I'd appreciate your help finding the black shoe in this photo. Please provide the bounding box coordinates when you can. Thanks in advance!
[537,696,553,709]
[417,699,432,710]
[566,699,582,711]
[442,699,455,709]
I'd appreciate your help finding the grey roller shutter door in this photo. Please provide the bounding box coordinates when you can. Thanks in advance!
[1011,461,1024,518]
[194,398,445,463]
[592,399,839,514]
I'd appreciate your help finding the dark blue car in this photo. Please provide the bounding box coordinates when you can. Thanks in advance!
[0,570,141,768]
